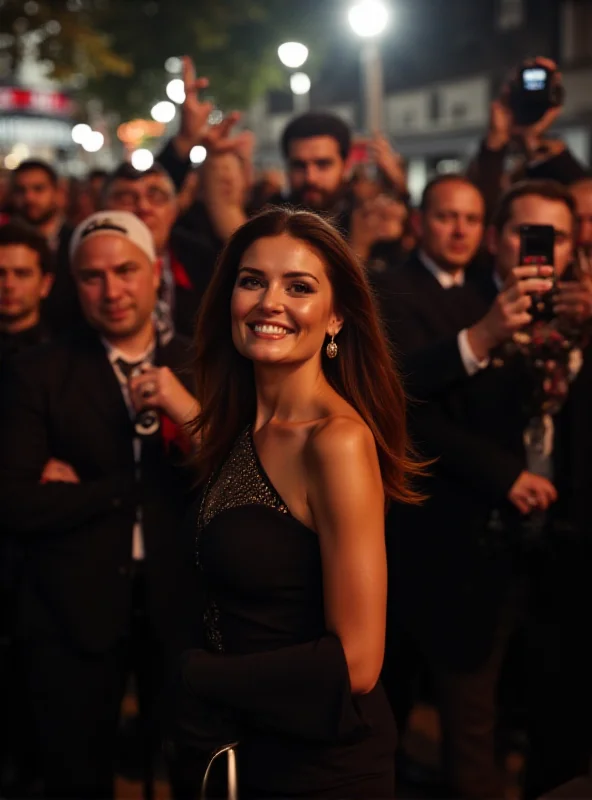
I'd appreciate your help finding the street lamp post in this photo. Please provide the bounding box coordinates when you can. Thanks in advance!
[360,41,384,133]
[348,0,390,133]
[278,41,311,114]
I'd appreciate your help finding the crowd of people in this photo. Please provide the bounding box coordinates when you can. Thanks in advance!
[1,54,592,800]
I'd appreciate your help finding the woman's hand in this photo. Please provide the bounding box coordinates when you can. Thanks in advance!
[129,366,199,427]
[368,134,407,194]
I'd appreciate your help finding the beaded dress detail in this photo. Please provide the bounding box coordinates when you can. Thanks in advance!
[198,426,289,534]
[196,426,289,651]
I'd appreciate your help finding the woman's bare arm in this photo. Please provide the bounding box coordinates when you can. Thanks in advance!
[306,417,387,695]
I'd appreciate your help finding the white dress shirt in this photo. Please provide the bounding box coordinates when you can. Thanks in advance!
[102,338,156,561]
[418,250,490,376]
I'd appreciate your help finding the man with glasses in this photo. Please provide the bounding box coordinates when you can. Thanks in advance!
[103,162,216,340]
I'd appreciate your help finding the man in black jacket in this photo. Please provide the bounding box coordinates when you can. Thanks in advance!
[0,221,53,363]
[0,211,200,799]
[0,221,54,797]
[381,176,591,798]
[9,159,80,333]
[103,162,216,340]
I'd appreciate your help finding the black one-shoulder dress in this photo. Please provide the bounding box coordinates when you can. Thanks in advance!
[174,427,396,799]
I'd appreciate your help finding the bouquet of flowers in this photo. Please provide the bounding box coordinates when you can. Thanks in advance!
[493,255,592,418]
[493,317,583,416]
[488,255,592,547]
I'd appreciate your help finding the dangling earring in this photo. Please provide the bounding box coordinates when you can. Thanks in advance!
[326,334,338,359]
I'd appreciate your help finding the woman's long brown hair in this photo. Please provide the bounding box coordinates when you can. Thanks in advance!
[190,207,424,505]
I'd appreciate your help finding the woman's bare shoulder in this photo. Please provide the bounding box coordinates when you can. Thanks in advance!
[304,413,377,470]
[303,413,384,526]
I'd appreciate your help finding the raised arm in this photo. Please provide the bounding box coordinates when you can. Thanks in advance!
[306,417,386,695]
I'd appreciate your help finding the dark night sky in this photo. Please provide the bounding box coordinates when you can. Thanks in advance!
[270,0,561,112]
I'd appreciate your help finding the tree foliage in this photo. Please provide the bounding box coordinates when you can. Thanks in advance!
[0,0,332,120]
[0,0,132,83]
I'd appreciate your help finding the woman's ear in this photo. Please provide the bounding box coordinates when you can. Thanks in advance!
[327,313,344,337]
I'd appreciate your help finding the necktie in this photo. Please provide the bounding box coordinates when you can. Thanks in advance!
[114,357,160,436]
[114,357,144,381]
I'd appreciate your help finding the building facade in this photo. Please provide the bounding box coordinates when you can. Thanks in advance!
[248,0,592,202]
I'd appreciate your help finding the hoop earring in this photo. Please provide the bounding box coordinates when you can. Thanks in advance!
[326,335,338,359]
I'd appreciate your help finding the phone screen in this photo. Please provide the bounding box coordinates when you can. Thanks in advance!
[519,224,555,266]
[519,225,555,322]
[523,67,547,92]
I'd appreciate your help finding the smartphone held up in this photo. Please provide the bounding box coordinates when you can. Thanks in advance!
[519,224,556,323]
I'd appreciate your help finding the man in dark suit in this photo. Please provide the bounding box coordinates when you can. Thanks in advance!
[0,211,200,799]
[380,176,590,798]
[102,162,216,340]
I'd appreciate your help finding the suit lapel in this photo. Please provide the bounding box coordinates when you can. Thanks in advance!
[73,330,134,435]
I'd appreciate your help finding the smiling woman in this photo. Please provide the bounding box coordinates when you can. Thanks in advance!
[170,207,424,798]
[230,235,338,369]
[191,207,422,501]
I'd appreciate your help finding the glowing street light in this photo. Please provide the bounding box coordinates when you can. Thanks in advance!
[166,78,186,104]
[348,0,390,132]
[131,149,155,171]
[81,131,104,153]
[71,123,91,144]
[278,42,311,112]
[290,72,311,96]
[278,42,309,69]
[165,56,182,74]
[151,100,176,124]
[348,0,389,37]
[5,153,21,170]
[190,145,207,165]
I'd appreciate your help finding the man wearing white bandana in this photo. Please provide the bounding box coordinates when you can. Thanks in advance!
[0,211,200,799]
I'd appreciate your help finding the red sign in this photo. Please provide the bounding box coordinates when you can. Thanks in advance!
[0,87,74,117]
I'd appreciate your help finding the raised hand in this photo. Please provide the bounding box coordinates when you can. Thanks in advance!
[202,113,256,160]
[350,195,407,261]
[467,265,554,359]
[554,274,592,325]
[368,135,407,194]
[128,366,198,426]
[486,57,564,156]
[513,57,564,155]
[173,57,214,159]
[486,92,514,151]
